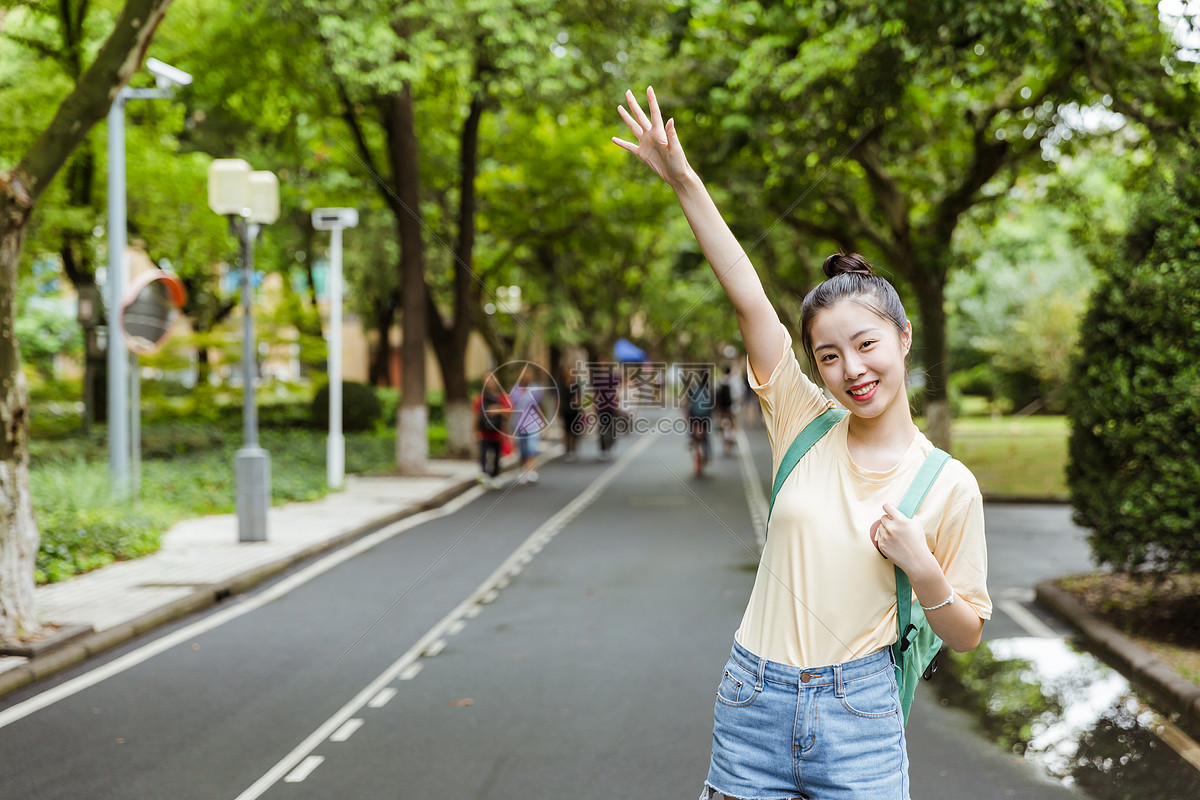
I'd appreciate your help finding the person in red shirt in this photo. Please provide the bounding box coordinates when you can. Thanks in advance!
[473,374,512,488]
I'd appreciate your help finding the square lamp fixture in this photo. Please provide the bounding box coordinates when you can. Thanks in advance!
[207,159,251,216]
[246,171,280,225]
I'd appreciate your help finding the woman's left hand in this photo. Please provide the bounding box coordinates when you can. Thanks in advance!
[871,503,936,576]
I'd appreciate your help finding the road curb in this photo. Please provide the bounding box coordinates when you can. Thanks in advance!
[0,476,480,702]
[1035,577,1200,738]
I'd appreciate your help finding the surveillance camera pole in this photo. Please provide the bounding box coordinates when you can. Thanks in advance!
[106,86,175,498]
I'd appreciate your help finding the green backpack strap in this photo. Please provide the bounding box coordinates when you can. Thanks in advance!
[893,448,952,642]
[768,408,847,522]
[891,447,951,724]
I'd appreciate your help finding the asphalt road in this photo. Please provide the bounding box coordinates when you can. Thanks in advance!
[0,418,1188,799]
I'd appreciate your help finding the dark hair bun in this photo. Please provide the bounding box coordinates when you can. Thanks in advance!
[822,253,874,278]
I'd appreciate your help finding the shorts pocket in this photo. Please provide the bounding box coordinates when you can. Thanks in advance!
[716,663,760,707]
[839,668,900,719]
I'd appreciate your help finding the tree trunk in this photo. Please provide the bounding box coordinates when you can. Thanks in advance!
[0,204,39,642]
[912,271,951,451]
[0,0,175,644]
[369,296,395,387]
[388,84,428,474]
[428,89,485,460]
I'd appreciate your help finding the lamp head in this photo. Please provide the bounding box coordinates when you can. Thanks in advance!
[207,159,251,216]
[247,171,280,225]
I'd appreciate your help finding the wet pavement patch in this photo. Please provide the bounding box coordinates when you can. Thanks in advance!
[929,637,1200,799]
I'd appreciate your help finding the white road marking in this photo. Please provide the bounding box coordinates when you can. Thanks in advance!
[367,688,396,709]
[446,619,466,636]
[283,755,323,783]
[231,433,658,800]
[398,662,422,681]
[996,598,1058,638]
[735,427,768,553]
[0,486,489,731]
[423,639,446,658]
[328,718,363,743]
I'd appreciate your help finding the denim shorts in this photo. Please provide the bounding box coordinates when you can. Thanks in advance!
[515,431,540,459]
[701,639,909,800]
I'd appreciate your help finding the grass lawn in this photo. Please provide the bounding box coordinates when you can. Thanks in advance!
[948,416,1069,501]
[27,406,442,584]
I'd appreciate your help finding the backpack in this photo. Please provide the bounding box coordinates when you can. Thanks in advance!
[688,386,714,418]
[478,394,506,433]
[767,407,950,725]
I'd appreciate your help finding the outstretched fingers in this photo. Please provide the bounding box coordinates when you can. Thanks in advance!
[617,104,642,138]
[646,86,666,141]
[625,88,654,132]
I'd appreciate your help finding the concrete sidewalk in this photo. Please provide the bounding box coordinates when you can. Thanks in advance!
[0,458,495,699]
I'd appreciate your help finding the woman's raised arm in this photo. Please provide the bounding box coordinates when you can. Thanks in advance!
[613,87,784,383]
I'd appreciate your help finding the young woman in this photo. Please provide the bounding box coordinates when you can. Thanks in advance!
[614,87,992,800]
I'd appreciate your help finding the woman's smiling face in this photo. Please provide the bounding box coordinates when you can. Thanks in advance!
[809,299,911,419]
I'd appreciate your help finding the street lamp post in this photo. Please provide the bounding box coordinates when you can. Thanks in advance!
[208,159,279,543]
[105,58,192,497]
[312,208,359,489]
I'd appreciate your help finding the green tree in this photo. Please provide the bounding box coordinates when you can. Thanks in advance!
[659,0,1197,447]
[1,0,174,644]
[1067,162,1200,572]
[2,1,117,430]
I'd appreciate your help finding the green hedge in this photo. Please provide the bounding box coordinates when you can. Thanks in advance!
[310,381,383,432]
[1066,169,1200,571]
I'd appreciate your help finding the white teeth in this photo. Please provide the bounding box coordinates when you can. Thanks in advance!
[849,381,878,396]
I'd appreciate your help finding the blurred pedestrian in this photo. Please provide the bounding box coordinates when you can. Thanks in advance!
[715,365,737,456]
[559,367,585,462]
[615,86,991,800]
[593,364,621,460]
[683,368,715,476]
[473,374,511,489]
[509,367,547,484]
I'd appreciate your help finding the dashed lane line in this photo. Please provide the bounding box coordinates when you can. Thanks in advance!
[282,756,323,783]
[328,719,363,743]
[367,688,396,709]
[230,432,659,800]
[0,485,490,731]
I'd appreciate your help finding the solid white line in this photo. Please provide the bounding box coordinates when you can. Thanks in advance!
[232,434,657,800]
[283,755,324,783]
[735,426,768,553]
[997,598,1059,638]
[328,718,363,743]
[367,687,396,709]
[0,486,488,731]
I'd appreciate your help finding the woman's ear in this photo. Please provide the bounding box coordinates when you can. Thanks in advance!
[902,321,913,355]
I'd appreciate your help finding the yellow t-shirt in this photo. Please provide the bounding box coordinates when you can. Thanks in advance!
[736,326,992,668]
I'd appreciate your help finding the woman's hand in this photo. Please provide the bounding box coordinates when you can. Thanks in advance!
[612,87,693,188]
[871,503,937,577]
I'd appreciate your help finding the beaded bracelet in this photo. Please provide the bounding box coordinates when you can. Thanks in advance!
[921,591,956,612]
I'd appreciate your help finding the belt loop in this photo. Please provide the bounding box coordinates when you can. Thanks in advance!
[756,654,766,691]
[834,662,845,698]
